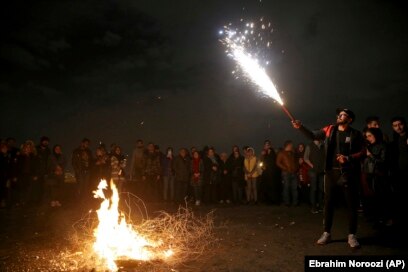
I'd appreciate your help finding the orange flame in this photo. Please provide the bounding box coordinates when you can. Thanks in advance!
[93,180,173,271]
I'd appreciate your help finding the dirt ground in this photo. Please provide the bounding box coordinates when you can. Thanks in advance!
[0,185,407,272]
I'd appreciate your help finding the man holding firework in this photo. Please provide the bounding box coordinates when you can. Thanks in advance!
[292,108,365,248]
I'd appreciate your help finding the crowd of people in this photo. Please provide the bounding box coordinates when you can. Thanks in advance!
[0,112,407,247]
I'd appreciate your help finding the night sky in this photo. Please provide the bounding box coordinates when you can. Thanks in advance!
[1,0,408,156]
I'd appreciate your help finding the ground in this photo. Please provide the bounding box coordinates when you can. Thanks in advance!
[0,186,407,272]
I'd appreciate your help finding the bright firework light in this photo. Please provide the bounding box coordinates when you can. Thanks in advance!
[220,20,296,122]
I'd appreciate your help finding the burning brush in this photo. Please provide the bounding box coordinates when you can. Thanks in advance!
[62,180,214,271]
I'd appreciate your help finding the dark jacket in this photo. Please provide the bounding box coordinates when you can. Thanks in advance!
[300,124,365,172]
[48,153,66,181]
[219,159,231,183]
[0,152,12,182]
[203,156,220,184]
[389,133,408,174]
[261,148,279,176]
[161,154,174,177]
[227,154,245,181]
[143,152,161,177]
[36,146,51,176]
[304,142,325,174]
[363,143,387,175]
[92,155,111,182]
[17,153,39,179]
[72,147,92,175]
[173,155,190,182]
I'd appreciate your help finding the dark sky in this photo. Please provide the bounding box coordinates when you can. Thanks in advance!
[1,0,408,155]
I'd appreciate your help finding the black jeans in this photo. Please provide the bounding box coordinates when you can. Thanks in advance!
[324,169,359,234]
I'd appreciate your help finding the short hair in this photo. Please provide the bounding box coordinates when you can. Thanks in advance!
[391,116,406,125]
[283,140,293,148]
[82,138,90,143]
[6,137,16,142]
[365,116,380,124]
[40,136,50,142]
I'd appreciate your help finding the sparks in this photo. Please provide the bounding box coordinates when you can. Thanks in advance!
[220,20,284,105]
[230,46,283,105]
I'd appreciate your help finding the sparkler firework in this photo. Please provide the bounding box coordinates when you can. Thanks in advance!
[220,19,296,121]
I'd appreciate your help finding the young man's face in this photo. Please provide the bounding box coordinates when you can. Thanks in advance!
[82,141,90,149]
[392,120,405,135]
[367,120,380,128]
[147,144,154,152]
[336,111,351,125]
[41,140,49,147]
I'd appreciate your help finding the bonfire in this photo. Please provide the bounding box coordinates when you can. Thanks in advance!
[64,179,215,271]
[92,179,174,270]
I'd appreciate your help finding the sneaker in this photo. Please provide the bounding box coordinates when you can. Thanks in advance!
[311,208,319,214]
[316,232,331,245]
[348,234,360,248]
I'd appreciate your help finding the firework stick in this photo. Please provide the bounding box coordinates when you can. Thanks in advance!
[281,105,296,122]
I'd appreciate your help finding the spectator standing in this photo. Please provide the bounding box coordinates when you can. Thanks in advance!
[361,128,389,225]
[276,141,299,207]
[17,142,39,205]
[6,138,19,206]
[92,146,111,185]
[260,140,281,205]
[46,145,66,207]
[244,147,259,204]
[130,140,145,194]
[110,145,127,193]
[0,143,11,208]
[35,136,50,204]
[191,150,204,206]
[203,147,220,204]
[161,147,175,203]
[218,152,231,204]
[365,116,389,142]
[173,148,190,203]
[389,117,408,228]
[228,146,245,204]
[72,138,92,200]
[304,138,325,213]
[142,143,161,202]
